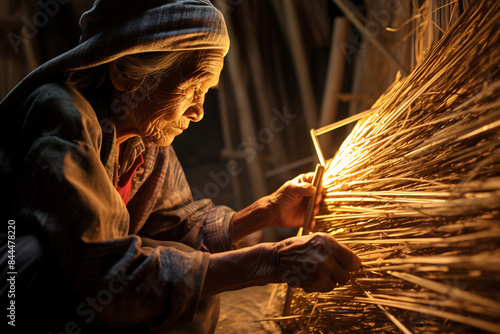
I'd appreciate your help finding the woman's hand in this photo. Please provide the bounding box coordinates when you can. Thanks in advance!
[231,172,323,242]
[267,172,323,230]
[275,233,361,292]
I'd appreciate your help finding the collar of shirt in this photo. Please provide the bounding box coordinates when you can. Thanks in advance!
[97,115,145,187]
[119,137,146,177]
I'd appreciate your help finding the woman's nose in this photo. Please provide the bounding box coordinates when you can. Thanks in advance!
[184,91,205,122]
[184,104,204,122]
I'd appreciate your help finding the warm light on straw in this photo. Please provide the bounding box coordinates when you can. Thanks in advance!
[273,1,500,332]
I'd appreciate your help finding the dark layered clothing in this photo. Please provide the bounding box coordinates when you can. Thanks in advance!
[0,0,232,332]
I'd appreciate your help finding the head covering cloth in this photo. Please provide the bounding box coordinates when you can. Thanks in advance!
[0,0,229,113]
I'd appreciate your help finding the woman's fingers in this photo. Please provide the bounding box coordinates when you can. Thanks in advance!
[277,233,361,293]
[332,241,362,271]
[329,258,351,285]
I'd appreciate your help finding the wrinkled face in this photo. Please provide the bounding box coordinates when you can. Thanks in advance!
[134,51,224,146]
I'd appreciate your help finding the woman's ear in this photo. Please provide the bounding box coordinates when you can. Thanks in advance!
[108,60,132,92]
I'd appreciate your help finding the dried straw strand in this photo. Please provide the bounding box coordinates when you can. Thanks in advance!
[273,0,500,333]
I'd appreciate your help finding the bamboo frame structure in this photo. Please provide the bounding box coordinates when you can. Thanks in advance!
[331,0,410,76]
[272,0,500,332]
[283,106,378,316]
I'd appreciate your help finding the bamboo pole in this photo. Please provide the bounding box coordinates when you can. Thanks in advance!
[318,17,351,159]
[316,107,378,136]
[264,156,316,178]
[239,1,288,170]
[331,0,410,76]
[282,0,318,130]
[217,79,243,209]
[214,0,267,200]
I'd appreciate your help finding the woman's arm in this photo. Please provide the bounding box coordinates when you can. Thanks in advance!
[231,172,322,242]
[201,232,361,299]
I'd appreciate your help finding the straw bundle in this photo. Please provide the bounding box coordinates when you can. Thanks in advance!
[278,0,500,333]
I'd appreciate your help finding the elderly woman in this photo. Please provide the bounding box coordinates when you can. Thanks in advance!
[0,0,360,333]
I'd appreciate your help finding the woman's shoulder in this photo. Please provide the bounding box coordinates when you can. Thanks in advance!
[22,82,102,143]
[27,82,93,114]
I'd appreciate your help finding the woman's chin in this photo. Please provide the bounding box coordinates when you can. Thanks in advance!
[153,134,176,147]
[142,127,180,147]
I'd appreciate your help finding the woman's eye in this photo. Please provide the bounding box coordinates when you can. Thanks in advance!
[183,86,196,98]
